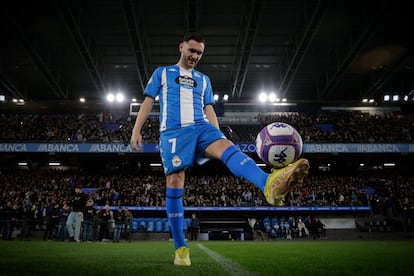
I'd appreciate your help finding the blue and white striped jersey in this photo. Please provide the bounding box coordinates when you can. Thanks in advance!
[144,64,215,132]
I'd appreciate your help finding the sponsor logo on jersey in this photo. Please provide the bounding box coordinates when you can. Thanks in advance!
[175,75,197,88]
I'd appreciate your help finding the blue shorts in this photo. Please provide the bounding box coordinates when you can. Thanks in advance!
[159,122,226,175]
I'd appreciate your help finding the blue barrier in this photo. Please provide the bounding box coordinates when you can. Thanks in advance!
[1,142,412,153]
[95,206,371,212]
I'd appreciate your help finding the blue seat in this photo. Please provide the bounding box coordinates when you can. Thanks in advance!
[162,218,170,233]
[138,218,147,232]
[146,219,155,232]
[131,218,139,232]
[155,218,163,233]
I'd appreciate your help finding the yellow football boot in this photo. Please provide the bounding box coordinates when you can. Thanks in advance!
[264,159,310,206]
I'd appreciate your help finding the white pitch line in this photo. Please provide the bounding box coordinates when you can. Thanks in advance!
[196,243,257,276]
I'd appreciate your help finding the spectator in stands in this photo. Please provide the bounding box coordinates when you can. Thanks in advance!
[92,209,101,241]
[57,203,70,242]
[123,208,133,241]
[82,199,95,242]
[270,220,280,240]
[66,185,87,242]
[3,202,22,240]
[284,221,292,240]
[113,207,124,242]
[305,215,313,237]
[253,219,266,241]
[189,213,200,241]
[43,202,59,241]
[0,201,8,239]
[130,32,309,267]
[22,203,38,241]
[247,217,256,238]
[99,204,112,242]
[311,216,327,239]
[297,217,309,238]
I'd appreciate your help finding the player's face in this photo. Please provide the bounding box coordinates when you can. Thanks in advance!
[179,39,204,69]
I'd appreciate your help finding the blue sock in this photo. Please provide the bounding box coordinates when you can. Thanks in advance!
[221,145,268,191]
[166,187,187,250]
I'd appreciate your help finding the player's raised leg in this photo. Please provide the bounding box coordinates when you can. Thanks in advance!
[206,139,310,206]
[264,158,309,206]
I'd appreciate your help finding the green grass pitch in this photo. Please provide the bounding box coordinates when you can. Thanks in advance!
[0,240,413,275]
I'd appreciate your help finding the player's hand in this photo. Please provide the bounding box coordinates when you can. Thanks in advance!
[130,131,143,152]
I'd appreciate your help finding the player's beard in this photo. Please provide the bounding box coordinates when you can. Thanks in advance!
[186,57,198,68]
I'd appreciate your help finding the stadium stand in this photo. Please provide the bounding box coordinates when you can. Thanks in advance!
[0,110,413,241]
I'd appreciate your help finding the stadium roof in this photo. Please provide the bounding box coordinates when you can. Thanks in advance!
[1,0,413,106]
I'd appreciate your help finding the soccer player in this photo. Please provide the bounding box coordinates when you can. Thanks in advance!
[130,32,309,266]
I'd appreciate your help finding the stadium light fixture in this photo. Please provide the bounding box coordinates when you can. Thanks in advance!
[268,93,276,102]
[150,163,162,167]
[116,92,124,103]
[18,162,28,166]
[214,94,219,101]
[0,95,5,102]
[106,93,115,102]
[49,162,61,166]
[383,95,390,102]
[223,94,229,101]
[392,95,399,102]
[79,97,85,103]
[258,92,267,103]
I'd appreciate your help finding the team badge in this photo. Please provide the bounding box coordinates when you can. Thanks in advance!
[172,155,182,167]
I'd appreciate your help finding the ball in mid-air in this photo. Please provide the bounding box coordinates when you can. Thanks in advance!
[255,122,303,168]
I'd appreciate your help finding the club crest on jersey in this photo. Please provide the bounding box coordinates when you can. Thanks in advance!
[175,75,197,88]
[172,155,182,167]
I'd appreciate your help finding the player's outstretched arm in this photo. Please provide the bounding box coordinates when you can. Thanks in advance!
[130,96,154,152]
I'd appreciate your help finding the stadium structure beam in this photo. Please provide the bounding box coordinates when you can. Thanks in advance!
[57,0,106,95]
[279,0,327,98]
[185,0,200,33]
[365,48,413,98]
[230,0,266,99]
[316,0,388,100]
[12,22,68,100]
[0,72,25,100]
[122,0,151,93]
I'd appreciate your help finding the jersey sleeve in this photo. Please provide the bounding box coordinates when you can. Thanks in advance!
[143,67,163,99]
[202,75,215,106]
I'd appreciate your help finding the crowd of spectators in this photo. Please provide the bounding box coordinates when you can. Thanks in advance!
[257,111,414,143]
[1,109,413,239]
[0,112,159,143]
[0,110,413,143]
[1,169,412,216]
[249,215,326,241]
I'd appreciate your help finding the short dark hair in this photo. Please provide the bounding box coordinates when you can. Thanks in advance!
[183,32,205,44]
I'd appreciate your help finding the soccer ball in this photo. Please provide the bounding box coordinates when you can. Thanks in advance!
[255,122,303,168]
